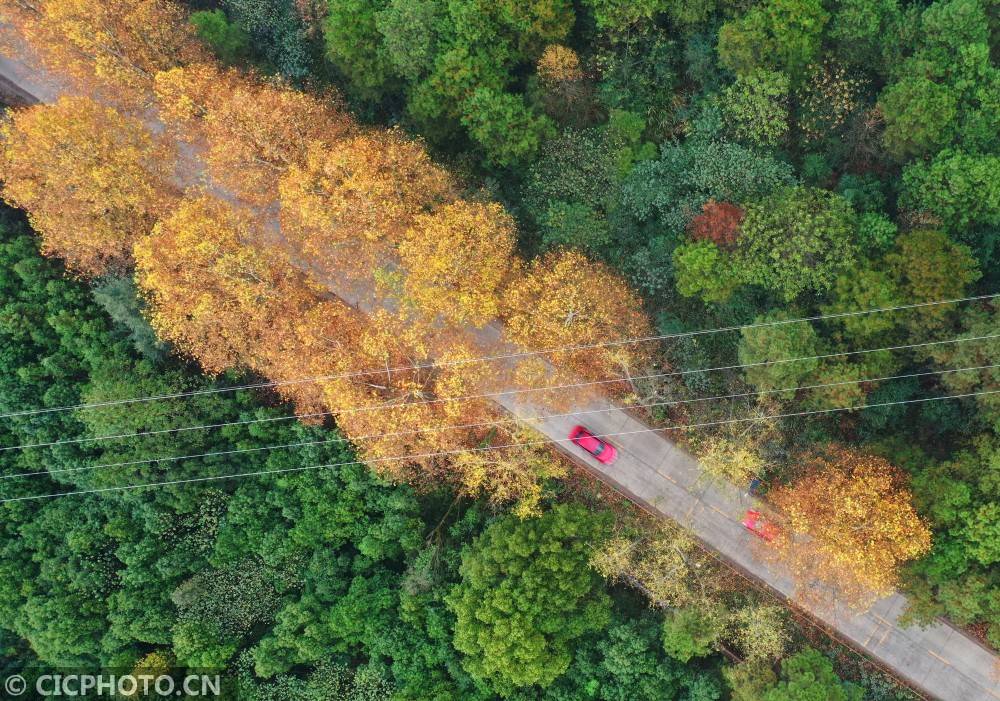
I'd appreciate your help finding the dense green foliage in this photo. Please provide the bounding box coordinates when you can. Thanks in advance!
[190,9,250,64]
[0,209,728,698]
[448,505,611,691]
[9,0,1000,691]
[203,0,999,649]
[761,649,863,701]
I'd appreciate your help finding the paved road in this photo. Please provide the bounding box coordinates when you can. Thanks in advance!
[2,41,998,701]
[502,391,1000,701]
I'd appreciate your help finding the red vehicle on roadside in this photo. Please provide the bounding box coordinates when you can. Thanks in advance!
[568,425,618,464]
[742,509,779,541]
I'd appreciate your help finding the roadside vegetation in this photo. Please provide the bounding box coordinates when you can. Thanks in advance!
[0,0,997,697]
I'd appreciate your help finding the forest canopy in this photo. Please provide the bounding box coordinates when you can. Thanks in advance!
[0,0,998,697]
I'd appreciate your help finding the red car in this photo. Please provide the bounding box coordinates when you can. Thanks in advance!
[568,425,618,464]
[742,509,779,541]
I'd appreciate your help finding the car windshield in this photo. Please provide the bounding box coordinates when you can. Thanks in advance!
[592,443,605,455]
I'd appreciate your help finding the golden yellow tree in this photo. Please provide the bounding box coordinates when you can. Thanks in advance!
[153,63,238,128]
[537,45,584,84]
[251,300,368,416]
[2,0,206,105]
[303,309,555,512]
[450,428,568,518]
[327,311,487,462]
[155,65,353,204]
[399,201,516,327]
[501,249,652,382]
[0,96,174,276]
[591,516,717,608]
[766,447,932,608]
[279,132,455,279]
[696,403,780,484]
[134,194,329,374]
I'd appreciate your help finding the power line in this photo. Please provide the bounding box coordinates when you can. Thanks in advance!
[3,332,995,454]
[3,388,995,503]
[4,363,994,482]
[1,292,994,421]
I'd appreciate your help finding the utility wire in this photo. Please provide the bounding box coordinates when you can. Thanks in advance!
[3,363,994,482]
[2,332,995,453]
[3,388,996,503]
[1,293,994,421]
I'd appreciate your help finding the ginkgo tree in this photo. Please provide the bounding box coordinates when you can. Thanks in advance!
[501,249,652,384]
[399,200,517,328]
[154,63,353,204]
[2,0,206,106]
[0,95,174,276]
[279,132,456,280]
[765,447,932,608]
[134,193,330,374]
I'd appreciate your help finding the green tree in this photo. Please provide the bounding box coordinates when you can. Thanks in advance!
[721,69,790,147]
[90,276,169,361]
[717,0,829,80]
[664,0,718,27]
[324,0,398,98]
[928,303,1000,428]
[737,186,858,301]
[223,0,313,78]
[581,0,667,30]
[493,0,575,54]
[523,128,622,229]
[461,88,555,166]
[506,615,722,701]
[190,10,250,64]
[962,504,1000,566]
[674,241,741,303]
[447,505,612,692]
[661,605,727,662]
[409,43,509,126]
[762,648,863,701]
[821,267,904,343]
[828,0,903,74]
[900,149,1000,232]
[856,212,897,254]
[539,201,612,254]
[738,312,821,392]
[375,0,444,81]
[724,661,778,701]
[878,77,959,160]
[884,229,981,335]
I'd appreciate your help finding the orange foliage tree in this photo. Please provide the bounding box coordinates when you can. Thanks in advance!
[399,201,516,328]
[501,250,652,383]
[134,194,331,374]
[154,64,352,204]
[2,0,206,106]
[278,132,455,280]
[766,447,932,608]
[1,0,653,513]
[330,312,494,454]
[0,96,174,276]
[317,310,561,513]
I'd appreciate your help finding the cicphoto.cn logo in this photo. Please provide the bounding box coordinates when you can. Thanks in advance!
[3,673,222,697]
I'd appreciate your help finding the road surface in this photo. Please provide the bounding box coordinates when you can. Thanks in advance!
[1,42,998,701]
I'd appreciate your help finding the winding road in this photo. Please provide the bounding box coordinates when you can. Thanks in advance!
[1,43,998,701]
